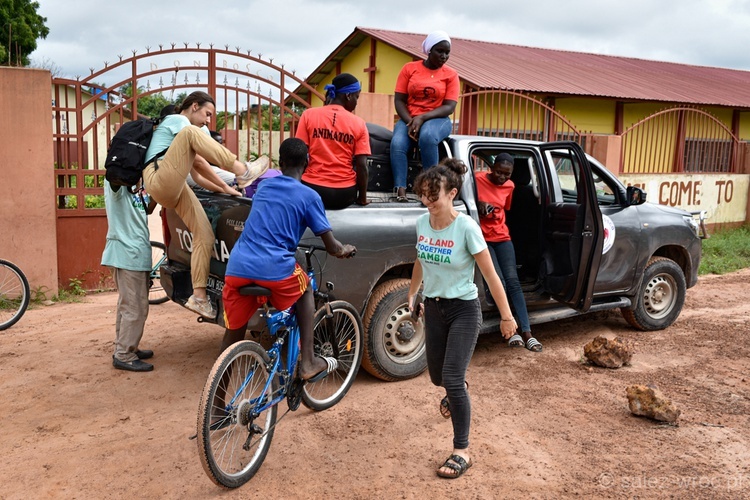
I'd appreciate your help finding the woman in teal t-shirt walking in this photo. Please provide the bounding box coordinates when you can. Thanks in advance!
[408,158,517,479]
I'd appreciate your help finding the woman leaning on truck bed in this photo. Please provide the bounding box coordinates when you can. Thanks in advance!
[142,91,270,319]
[390,30,459,202]
[295,73,371,209]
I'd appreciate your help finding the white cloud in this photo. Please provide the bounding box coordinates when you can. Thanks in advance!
[32,0,750,82]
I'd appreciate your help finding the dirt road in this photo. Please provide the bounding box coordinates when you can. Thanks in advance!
[1,269,749,499]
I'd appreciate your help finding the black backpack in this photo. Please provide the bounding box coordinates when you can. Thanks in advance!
[104,118,160,191]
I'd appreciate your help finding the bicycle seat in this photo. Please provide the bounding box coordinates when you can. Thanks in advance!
[238,285,272,297]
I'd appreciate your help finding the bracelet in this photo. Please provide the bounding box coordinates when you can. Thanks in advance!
[501,318,514,322]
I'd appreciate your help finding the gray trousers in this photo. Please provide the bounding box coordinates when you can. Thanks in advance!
[112,268,150,362]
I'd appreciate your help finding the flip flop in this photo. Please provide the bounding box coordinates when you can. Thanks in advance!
[304,356,339,383]
[525,337,543,352]
[508,334,524,348]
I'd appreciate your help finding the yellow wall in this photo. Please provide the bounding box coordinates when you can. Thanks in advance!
[339,42,372,90]
[621,102,664,130]
[373,41,412,94]
[739,112,750,140]
[555,98,616,134]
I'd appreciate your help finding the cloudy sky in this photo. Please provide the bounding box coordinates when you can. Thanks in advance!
[31,0,750,82]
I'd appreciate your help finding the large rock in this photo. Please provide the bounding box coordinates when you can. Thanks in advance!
[583,335,634,368]
[626,385,681,423]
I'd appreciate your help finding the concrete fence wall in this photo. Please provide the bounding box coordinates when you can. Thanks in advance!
[1,68,59,297]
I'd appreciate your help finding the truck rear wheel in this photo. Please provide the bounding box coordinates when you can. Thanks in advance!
[362,279,427,381]
[621,256,686,331]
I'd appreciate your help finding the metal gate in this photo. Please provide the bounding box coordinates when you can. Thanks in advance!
[619,106,742,174]
[453,89,584,141]
[51,44,322,288]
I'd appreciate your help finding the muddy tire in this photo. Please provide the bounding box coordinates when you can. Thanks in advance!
[361,279,427,381]
[621,256,686,331]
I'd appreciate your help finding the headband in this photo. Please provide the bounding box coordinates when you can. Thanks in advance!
[324,81,362,101]
[422,30,451,55]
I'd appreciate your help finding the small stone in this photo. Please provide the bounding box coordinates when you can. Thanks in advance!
[626,385,681,423]
[584,335,634,368]
[42,300,55,306]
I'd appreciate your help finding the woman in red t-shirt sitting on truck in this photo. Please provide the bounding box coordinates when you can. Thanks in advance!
[390,30,459,202]
[295,73,371,209]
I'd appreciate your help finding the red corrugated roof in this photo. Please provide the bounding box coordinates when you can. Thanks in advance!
[356,27,750,108]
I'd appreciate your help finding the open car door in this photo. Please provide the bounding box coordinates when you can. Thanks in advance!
[539,142,604,311]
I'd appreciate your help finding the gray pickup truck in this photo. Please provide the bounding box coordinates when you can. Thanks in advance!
[158,133,703,381]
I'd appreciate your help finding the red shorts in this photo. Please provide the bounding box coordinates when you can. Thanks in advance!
[222,264,309,330]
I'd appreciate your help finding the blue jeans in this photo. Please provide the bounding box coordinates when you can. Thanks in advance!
[424,297,481,450]
[487,240,531,333]
[390,117,453,188]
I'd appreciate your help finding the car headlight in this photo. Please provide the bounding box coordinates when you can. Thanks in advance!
[685,211,708,239]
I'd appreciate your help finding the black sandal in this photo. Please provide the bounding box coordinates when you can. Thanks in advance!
[438,381,468,419]
[437,454,473,479]
[439,396,451,419]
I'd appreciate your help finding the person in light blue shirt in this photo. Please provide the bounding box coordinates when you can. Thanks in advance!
[101,180,156,372]
[408,158,517,479]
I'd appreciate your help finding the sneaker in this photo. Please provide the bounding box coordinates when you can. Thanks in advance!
[237,155,271,188]
[186,295,217,319]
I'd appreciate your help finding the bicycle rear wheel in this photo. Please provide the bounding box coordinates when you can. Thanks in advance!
[197,341,278,488]
[302,301,364,411]
[0,259,30,331]
[148,241,169,305]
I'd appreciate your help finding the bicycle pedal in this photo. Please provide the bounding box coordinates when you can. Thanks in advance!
[287,378,304,411]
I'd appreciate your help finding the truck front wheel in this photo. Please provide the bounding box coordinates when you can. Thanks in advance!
[361,279,427,381]
[621,256,687,331]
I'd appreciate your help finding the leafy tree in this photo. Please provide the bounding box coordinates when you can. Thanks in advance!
[29,55,61,76]
[1,0,49,66]
[215,111,235,131]
[246,104,295,131]
[120,83,174,119]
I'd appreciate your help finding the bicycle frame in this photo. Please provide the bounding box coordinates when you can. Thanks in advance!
[152,253,166,278]
[234,261,320,418]
[197,244,363,489]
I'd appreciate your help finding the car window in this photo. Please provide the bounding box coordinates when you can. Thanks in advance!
[591,172,617,206]
[469,149,539,197]
[549,151,581,202]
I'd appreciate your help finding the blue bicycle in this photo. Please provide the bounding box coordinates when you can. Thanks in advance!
[196,245,363,488]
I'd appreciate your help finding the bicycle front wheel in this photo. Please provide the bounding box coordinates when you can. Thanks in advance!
[197,341,278,488]
[148,241,169,305]
[302,301,364,411]
[0,259,30,331]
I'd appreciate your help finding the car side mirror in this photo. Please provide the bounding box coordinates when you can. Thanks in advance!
[626,186,647,206]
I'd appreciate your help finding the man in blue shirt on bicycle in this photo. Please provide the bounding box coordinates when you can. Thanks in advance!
[220,138,356,381]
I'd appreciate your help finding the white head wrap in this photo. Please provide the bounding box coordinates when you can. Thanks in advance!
[422,30,451,55]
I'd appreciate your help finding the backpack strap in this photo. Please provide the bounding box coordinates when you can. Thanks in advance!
[149,147,171,172]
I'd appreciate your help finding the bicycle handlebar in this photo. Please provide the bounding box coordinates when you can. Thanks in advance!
[297,244,356,258]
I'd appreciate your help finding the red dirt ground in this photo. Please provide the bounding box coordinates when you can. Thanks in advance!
[1,269,749,499]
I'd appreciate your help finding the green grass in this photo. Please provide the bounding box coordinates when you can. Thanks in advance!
[699,226,750,275]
